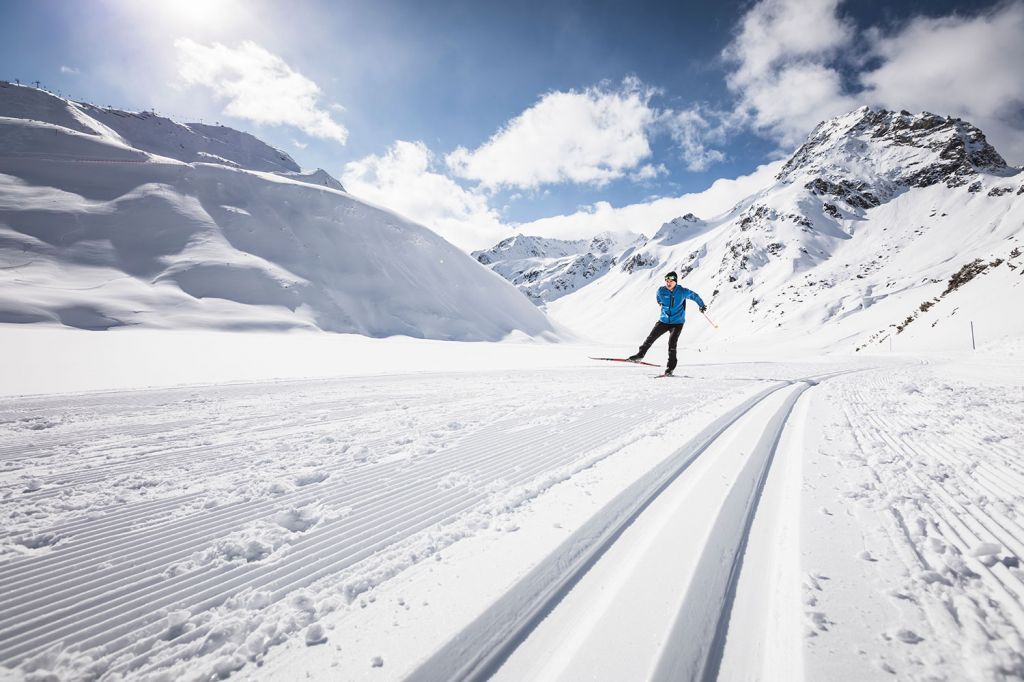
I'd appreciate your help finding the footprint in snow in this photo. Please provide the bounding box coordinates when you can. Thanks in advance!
[884,628,924,644]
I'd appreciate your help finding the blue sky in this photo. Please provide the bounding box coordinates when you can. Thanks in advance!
[1,0,1021,249]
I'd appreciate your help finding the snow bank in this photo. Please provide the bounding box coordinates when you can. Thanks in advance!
[0,83,552,341]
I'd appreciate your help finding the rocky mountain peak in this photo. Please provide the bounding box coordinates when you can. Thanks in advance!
[653,213,705,246]
[778,107,1015,205]
[473,234,586,265]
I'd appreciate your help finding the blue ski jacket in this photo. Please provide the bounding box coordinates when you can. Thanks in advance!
[657,285,705,324]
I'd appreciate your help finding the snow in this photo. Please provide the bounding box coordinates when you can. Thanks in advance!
[2,339,1022,681]
[488,107,1024,353]
[472,231,645,305]
[3,91,1024,682]
[0,83,552,341]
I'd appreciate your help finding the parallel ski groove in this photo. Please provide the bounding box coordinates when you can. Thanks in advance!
[856,402,1024,561]
[0,395,659,589]
[408,372,857,682]
[1,378,715,666]
[840,383,1024,654]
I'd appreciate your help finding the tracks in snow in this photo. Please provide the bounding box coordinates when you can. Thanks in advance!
[409,369,857,682]
[0,370,743,678]
[836,373,1024,674]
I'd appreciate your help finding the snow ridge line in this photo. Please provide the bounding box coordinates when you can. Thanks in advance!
[3,398,630,594]
[857,413,1024,624]
[0,396,656,589]
[840,388,1024,673]
[0,389,696,669]
[407,371,856,682]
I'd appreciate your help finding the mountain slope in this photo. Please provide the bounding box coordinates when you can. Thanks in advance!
[490,107,1024,351]
[0,83,553,340]
[472,231,645,304]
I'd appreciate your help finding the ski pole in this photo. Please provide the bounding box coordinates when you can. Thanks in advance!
[702,310,719,329]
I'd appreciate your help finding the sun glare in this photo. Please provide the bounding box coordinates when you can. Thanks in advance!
[110,0,245,34]
[159,0,236,27]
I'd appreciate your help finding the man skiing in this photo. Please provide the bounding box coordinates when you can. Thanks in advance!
[628,271,706,376]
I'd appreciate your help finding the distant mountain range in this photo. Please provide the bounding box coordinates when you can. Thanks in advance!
[477,106,1024,351]
[0,83,553,341]
[472,232,646,304]
[3,82,1020,352]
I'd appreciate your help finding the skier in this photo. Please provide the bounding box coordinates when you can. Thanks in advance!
[628,271,706,376]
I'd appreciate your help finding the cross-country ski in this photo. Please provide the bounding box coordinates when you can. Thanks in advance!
[589,356,661,367]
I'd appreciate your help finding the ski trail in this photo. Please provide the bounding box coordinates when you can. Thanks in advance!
[801,365,1024,680]
[0,369,750,677]
[408,370,857,681]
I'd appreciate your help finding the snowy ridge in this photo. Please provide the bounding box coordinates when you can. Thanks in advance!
[651,212,705,246]
[472,231,645,305]
[0,82,300,173]
[514,106,1024,351]
[0,83,550,339]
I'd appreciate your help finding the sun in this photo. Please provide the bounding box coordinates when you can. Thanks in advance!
[109,0,243,33]
[158,0,238,29]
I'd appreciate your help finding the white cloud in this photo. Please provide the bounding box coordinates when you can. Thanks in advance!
[175,39,348,144]
[342,140,783,252]
[663,109,728,171]
[59,65,80,75]
[515,160,784,241]
[445,78,659,190]
[723,0,860,147]
[722,0,1024,163]
[629,164,669,182]
[342,140,509,251]
[860,1,1024,163]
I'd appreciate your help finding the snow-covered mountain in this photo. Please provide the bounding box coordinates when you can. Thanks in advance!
[485,107,1024,351]
[0,83,553,340]
[472,231,646,304]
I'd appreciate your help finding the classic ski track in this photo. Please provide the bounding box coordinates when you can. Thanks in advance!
[409,368,863,682]
[1,393,446,486]
[2,395,659,587]
[12,409,373,498]
[848,386,1024,571]
[0,389,499,543]
[839,380,1024,668]
[0,377,743,669]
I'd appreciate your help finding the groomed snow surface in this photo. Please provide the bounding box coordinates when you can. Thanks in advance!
[3,331,1023,681]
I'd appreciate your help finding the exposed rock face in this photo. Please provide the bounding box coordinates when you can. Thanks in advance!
[779,107,1013,202]
[805,178,881,209]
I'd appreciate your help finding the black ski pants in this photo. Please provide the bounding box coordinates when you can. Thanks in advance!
[636,321,683,371]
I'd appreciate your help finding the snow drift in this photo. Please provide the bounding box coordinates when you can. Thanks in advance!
[0,83,553,340]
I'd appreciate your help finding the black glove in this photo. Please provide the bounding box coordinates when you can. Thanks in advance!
[700,305,707,313]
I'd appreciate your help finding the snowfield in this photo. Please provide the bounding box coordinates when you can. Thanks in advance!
[3,84,1024,681]
[0,83,553,341]
[3,336,1023,681]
